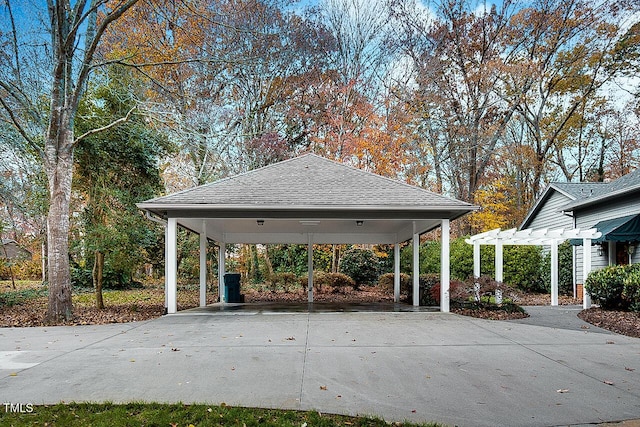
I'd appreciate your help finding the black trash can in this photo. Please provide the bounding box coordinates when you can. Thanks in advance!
[224,273,243,303]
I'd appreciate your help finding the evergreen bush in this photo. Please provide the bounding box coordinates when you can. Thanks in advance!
[623,264,640,312]
[585,265,629,309]
[339,248,380,289]
[504,245,545,292]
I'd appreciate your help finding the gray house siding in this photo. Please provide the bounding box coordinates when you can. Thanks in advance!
[526,191,575,230]
[574,197,640,283]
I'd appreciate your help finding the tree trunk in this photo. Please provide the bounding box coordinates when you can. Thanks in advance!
[263,245,274,277]
[44,142,74,322]
[0,243,16,290]
[332,245,340,273]
[93,250,105,310]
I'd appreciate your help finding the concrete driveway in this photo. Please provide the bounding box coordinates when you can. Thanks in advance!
[1,306,639,426]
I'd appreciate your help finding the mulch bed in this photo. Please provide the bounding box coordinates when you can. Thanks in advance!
[451,305,529,320]
[578,308,640,338]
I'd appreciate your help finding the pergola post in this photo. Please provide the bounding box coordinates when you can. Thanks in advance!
[218,242,226,303]
[308,234,314,303]
[495,240,504,283]
[164,222,169,312]
[394,243,400,303]
[467,227,602,308]
[199,221,207,307]
[167,217,178,314]
[583,238,592,309]
[550,239,558,306]
[473,241,480,278]
[441,219,450,313]
[412,230,419,307]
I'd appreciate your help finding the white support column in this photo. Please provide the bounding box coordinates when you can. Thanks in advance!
[412,231,419,307]
[166,217,178,314]
[164,222,169,312]
[550,240,558,306]
[218,242,226,303]
[394,243,401,303]
[441,219,450,313]
[308,234,314,303]
[495,240,504,283]
[583,238,592,309]
[473,241,481,279]
[199,221,207,308]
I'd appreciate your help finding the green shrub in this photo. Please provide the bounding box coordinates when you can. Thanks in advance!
[339,248,380,289]
[0,287,48,307]
[585,265,629,310]
[378,272,411,293]
[71,266,142,291]
[557,241,574,295]
[314,271,355,292]
[504,245,545,292]
[449,238,474,280]
[623,264,640,312]
[540,241,573,295]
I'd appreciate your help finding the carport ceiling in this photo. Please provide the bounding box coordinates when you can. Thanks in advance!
[138,154,477,244]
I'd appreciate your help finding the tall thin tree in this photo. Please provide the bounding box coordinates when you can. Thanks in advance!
[0,0,139,321]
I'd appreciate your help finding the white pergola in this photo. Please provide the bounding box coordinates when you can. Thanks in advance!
[139,154,478,314]
[466,227,602,309]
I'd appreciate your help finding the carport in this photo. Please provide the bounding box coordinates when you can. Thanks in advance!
[138,154,477,313]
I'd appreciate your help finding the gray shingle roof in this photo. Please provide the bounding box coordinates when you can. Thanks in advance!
[551,182,608,200]
[522,168,640,229]
[561,168,640,212]
[142,154,474,210]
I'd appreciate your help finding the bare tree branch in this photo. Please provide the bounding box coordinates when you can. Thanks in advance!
[73,106,136,145]
[0,89,42,157]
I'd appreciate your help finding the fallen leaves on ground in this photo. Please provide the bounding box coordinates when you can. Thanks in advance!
[2,286,639,340]
[0,288,214,327]
[578,308,640,338]
[451,306,529,321]
[514,293,581,306]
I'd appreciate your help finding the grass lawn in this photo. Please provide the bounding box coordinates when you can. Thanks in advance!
[0,402,440,426]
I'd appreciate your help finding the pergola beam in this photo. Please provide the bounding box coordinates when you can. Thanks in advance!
[466,227,602,307]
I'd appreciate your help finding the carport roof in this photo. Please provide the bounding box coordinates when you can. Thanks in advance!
[138,154,477,244]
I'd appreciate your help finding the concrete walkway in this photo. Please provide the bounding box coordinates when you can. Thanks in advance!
[1,306,639,426]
